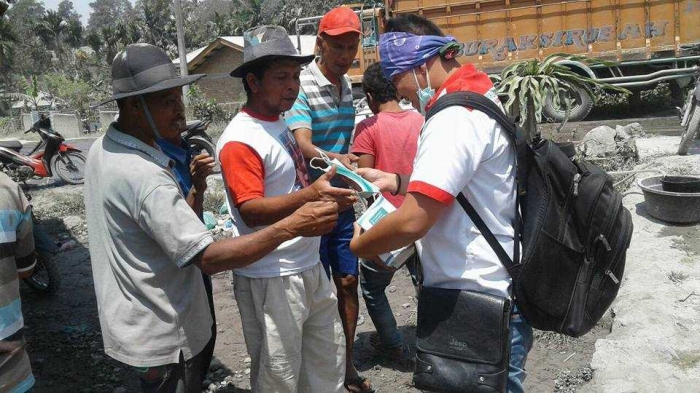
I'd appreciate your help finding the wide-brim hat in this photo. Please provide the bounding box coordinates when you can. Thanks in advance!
[230,25,316,78]
[93,43,204,107]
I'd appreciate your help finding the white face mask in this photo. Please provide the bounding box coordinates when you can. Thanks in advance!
[412,68,435,115]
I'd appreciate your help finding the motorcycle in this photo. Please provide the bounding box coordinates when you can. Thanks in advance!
[0,117,86,184]
[183,119,216,159]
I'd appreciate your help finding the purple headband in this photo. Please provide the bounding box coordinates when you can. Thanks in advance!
[379,32,458,80]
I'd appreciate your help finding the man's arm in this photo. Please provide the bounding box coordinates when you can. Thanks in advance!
[356,168,409,196]
[357,154,375,169]
[238,166,355,227]
[220,142,355,227]
[350,192,446,258]
[194,201,338,275]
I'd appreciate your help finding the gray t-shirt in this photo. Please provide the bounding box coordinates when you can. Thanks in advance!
[84,125,213,367]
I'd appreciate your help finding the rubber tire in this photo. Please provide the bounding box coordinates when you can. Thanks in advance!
[23,250,60,296]
[678,102,700,155]
[187,136,220,173]
[543,84,594,123]
[187,136,216,159]
[53,151,86,184]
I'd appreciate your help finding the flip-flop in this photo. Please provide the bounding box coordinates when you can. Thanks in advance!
[344,375,375,393]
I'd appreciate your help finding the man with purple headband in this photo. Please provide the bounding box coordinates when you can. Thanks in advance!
[350,15,533,393]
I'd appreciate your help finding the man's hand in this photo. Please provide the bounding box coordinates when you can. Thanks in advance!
[350,223,397,272]
[336,153,359,169]
[190,153,215,192]
[310,166,358,211]
[282,201,339,237]
[356,168,398,194]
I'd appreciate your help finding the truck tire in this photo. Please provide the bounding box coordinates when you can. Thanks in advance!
[543,84,594,123]
[678,102,700,155]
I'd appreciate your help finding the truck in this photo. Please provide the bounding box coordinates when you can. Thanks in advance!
[296,0,700,122]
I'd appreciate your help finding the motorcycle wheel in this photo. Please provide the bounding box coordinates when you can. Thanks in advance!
[53,151,86,184]
[188,136,219,173]
[23,250,61,296]
[678,102,700,155]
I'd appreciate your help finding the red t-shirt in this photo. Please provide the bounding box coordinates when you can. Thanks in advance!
[351,110,424,207]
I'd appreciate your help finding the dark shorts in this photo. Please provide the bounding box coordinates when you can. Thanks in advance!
[135,351,203,393]
[319,209,359,278]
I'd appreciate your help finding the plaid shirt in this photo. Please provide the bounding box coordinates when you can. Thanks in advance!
[286,60,355,181]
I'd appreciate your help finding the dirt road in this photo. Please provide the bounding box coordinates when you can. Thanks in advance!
[20,177,604,393]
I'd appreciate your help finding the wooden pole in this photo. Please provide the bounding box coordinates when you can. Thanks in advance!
[174,0,189,105]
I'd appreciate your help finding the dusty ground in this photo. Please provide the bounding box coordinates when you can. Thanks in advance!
[16,132,698,393]
[581,137,700,392]
[20,183,605,393]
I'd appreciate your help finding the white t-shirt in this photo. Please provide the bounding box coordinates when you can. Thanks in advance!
[216,110,320,278]
[407,93,517,298]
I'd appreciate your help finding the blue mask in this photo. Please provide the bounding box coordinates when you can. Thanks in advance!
[413,69,435,115]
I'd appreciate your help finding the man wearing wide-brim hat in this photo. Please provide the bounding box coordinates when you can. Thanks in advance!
[216,25,356,392]
[84,43,340,392]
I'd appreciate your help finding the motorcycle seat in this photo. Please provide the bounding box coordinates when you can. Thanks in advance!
[0,140,22,152]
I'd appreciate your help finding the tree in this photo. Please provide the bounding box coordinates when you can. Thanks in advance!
[497,54,630,140]
[0,18,18,77]
[136,0,177,54]
[64,19,83,48]
[5,0,52,76]
[4,76,43,111]
[45,73,94,116]
[87,0,133,32]
[37,10,68,54]
[99,25,121,64]
[57,0,81,22]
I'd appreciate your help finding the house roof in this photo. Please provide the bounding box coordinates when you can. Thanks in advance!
[173,35,318,72]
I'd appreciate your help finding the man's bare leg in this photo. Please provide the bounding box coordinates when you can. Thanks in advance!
[333,273,373,392]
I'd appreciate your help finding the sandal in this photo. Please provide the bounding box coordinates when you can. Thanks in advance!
[344,375,375,393]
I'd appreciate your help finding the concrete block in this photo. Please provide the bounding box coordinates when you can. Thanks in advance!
[99,111,118,132]
[21,114,34,132]
[50,113,81,138]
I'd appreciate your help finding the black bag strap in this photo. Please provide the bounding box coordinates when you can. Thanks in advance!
[426,92,521,272]
[456,193,517,271]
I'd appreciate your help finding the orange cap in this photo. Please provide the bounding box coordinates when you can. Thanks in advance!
[318,6,362,36]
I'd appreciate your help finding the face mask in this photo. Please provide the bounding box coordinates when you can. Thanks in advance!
[412,68,435,115]
[309,148,380,198]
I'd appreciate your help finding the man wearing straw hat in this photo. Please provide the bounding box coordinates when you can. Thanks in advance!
[216,25,355,392]
[85,43,339,392]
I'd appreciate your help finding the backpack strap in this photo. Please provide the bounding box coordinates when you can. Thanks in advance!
[426,92,521,272]
[456,193,517,271]
[425,91,517,138]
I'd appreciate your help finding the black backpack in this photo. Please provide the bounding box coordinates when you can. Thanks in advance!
[425,92,633,337]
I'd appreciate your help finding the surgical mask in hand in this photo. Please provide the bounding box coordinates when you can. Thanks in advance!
[309,148,380,198]
[413,68,435,115]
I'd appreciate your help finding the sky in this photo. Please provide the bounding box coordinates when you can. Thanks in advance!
[41,0,136,24]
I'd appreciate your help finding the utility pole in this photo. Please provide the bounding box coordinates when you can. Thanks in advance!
[174,0,189,105]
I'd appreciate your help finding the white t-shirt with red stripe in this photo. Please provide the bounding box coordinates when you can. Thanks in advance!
[216,109,320,278]
[407,65,517,298]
